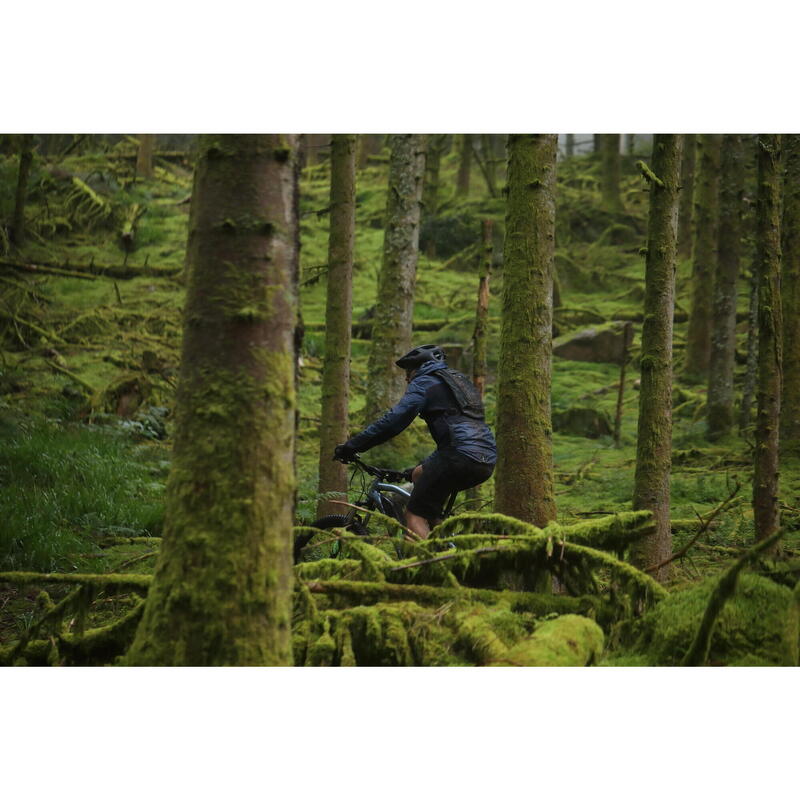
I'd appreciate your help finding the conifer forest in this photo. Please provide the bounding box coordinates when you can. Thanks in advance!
[2,132,800,668]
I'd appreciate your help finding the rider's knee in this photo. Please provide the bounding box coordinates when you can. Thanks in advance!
[412,464,423,483]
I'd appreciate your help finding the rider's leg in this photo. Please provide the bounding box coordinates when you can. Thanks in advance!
[406,463,430,538]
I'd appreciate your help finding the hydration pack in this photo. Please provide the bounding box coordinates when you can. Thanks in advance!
[437,368,485,420]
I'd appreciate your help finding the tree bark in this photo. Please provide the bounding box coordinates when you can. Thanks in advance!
[677,133,696,260]
[740,263,760,429]
[631,134,683,583]
[472,219,493,399]
[126,134,299,665]
[422,134,447,218]
[357,134,383,170]
[364,135,426,432]
[317,135,356,518]
[599,134,622,213]
[11,135,34,245]
[565,134,575,158]
[753,134,782,546]
[494,134,558,528]
[707,134,745,440]
[685,134,722,378]
[781,134,800,454]
[456,134,473,197]
[135,134,155,179]
[625,134,635,155]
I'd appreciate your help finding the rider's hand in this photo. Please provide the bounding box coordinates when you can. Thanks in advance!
[333,443,357,463]
[401,467,415,482]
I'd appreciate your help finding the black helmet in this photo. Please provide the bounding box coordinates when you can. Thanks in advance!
[395,344,446,370]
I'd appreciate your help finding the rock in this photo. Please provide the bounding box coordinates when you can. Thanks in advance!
[553,321,634,364]
[553,406,613,438]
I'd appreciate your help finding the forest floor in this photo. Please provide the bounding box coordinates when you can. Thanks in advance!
[1,138,798,665]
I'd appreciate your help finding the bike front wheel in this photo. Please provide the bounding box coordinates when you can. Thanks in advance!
[294,515,359,564]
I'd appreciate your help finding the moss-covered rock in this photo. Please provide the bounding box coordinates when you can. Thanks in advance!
[630,573,796,666]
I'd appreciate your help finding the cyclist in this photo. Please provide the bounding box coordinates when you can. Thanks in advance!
[334,344,496,540]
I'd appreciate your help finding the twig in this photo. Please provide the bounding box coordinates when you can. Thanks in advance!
[390,546,500,572]
[645,480,741,574]
[636,160,665,188]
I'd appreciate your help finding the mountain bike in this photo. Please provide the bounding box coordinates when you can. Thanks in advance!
[294,456,460,563]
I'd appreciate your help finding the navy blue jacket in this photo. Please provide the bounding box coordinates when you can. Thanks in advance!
[346,361,497,464]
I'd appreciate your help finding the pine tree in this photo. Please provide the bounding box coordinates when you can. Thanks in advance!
[677,133,696,261]
[317,135,356,518]
[126,135,299,665]
[494,134,558,528]
[472,219,493,399]
[364,135,426,431]
[631,135,683,582]
[10,134,34,245]
[565,134,575,158]
[599,134,622,212]
[456,134,472,197]
[685,134,722,377]
[753,135,783,546]
[707,134,745,440]
[781,134,800,454]
[422,134,448,218]
[136,134,155,179]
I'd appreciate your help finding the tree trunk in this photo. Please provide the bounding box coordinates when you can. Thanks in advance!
[753,134,782,546]
[472,219,493,399]
[599,134,622,212]
[565,134,575,158]
[422,134,447,218]
[494,134,558,528]
[740,264,760,429]
[707,134,745,440]
[135,134,155,179]
[126,134,299,665]
[677,133,696,260]
[317,135,356,518]
[781,134,800,454]
[631,134,683,583]
[476,134,497,197]
[685,134,722,378]
[11,134,34,245]
[357,134,383,170]
[593,135,601,153]
[625,134,635,155]
[364,135,426,434]
[456,134,472,197]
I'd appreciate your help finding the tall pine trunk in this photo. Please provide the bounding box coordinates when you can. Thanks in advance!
[456,134,472,197]
[753,135,783,546]
[494,134,557,528]
[126,134,299,665]
[422,133,447,218]
[631,134,683,583]
[707,134,745,440]
[364,135,426,428]
[317,135,356,518]
[677,133,696,260]
[11,134,34,245]
[136,134,155,179]
[472,219,493,399]
[781,134,800,454]
[565,134,575,158]
[600,134,622,212]
[685,134,722,378]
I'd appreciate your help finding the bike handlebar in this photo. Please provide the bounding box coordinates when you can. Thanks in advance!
[346,455,409,483]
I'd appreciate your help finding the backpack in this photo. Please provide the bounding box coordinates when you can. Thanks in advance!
[437,368,485,420]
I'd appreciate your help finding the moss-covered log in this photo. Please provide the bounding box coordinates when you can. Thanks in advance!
[753,135,783,547]
[631,135,683,582]
[126,134,299,666]
[494,134,558,528]
[317,134,356,517]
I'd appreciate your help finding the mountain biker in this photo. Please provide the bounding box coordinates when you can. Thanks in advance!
[334,344,496,540]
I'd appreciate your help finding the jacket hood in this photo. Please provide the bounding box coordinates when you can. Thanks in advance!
[413,360,448,377]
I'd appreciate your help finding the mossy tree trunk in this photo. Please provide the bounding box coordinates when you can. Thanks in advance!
[472,219,493,399]
[599,134,622,213]
[753,135,783,546]
[494,134,558,528]
[422,133,447,219]
[631,134,683,583]
[477,134,498,197]
[357,134,383,170]
[135,134,155,179]
[456,134,472,197]
[317,135,356,518]
[11,134,34,245]
[685,134,722,378]
[677,133,696,261]
[625,134,635,155]
[126,134,299,665]
[565,134,575,158]
[707,134,745,440]
[781,134,800,455]
[364,135,426,428]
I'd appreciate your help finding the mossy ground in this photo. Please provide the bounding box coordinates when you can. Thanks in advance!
[1,136,798,664]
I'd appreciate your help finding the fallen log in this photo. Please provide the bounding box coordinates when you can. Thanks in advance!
[0,258,182,280]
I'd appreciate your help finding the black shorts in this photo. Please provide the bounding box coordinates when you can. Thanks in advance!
[406,449,495,522]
